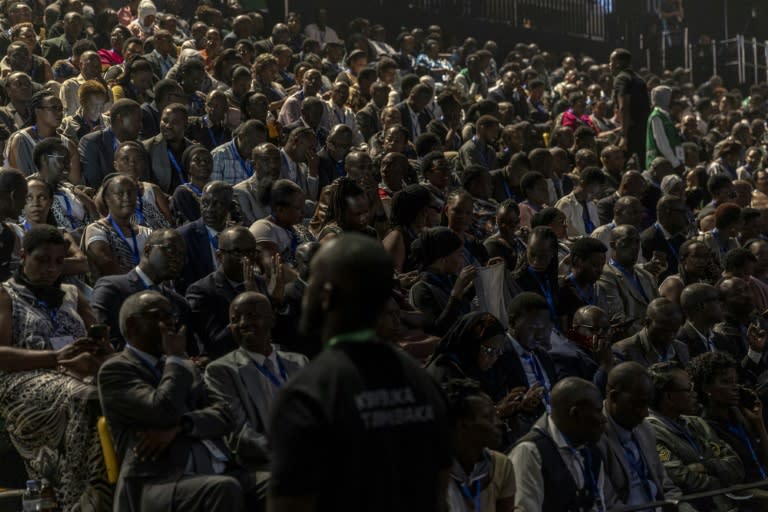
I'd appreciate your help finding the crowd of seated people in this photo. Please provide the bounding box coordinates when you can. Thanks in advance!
[3,2,768,511]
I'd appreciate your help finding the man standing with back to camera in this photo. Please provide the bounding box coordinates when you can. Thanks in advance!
[268,234,453,511]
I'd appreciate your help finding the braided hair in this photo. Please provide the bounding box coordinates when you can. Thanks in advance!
[326,176,365,230]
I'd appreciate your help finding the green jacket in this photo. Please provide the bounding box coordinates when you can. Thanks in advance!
[645,107,682,169]
[647,413,744,511]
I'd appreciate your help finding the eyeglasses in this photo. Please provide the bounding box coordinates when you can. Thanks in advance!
[480,344,504,357]
[219,248,256,258]
[667,382,694,394]
[575,324,611,336]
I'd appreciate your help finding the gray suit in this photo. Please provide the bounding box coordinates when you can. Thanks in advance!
[598,411,695,512]
[142,135,195,194]
[204,347,308,464]
[597,262,659,337]
[233,179,270,226]
[613,328,691,368]
[98,348,247,512]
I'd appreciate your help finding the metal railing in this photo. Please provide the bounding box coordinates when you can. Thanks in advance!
[614,479,768,512]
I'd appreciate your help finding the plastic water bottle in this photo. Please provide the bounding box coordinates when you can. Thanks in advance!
[22,480,42,512]
[40,479,57,512]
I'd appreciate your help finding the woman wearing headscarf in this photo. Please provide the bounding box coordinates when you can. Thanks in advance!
[127,0,156,41]
[646,85,684,171]
[409,227,476,336]
[170,144,213,225]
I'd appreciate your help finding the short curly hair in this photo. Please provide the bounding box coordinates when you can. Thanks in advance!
[686,351,738,407]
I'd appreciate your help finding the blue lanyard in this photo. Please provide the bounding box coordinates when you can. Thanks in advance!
[581,201,595,234]
[502,178,521,201]
[527,266,557,323]
[35,299,58,330]
[711,228,729,254]
[251,355,288,388]
[22,219,31,231]
[110,130,119,152]
[459,479,481,512]
[333,106,345,124]
[621,437,648,482]
[520,352,550,406]
[568,273,595,305]
[472,136,489,167]
[655,223,679,262]
[205,116,224,147]
[185,182,203,197]
[609,259,648,303]
[727,423,768,479]
[167,149,187,185]
[134,192,146,225]
[562,439,604,512]
[55,191,78,230]
[230,141,253,178]
[206,229,218,250]
[107,214,140,264]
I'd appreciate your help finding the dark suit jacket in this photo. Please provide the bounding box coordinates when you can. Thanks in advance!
[281,119,328,149]
[640,224,683,280]
[395,100,429,140]
[143,134,195,194]
[176,218,217,294]
[41,35,71,63]
[598,413,685,509]
[97,349,235,512]
[140,102,160,139]
[91,268,198,354]
[204,347,308,464]
[185,269,267,359]
[316,146,344,190]
[597,192,619,226]
[78,128,118,188]
[613,328,691,368]
[490,168,523,203]
[675,322,713,359]
[355,102,381,142]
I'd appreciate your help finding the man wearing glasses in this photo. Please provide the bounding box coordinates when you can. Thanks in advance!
[91,228,196,353]
[551,305,615,384]
[186,226,285,359]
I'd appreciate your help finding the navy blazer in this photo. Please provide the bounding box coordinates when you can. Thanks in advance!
[177,218,217,294]
[186,269,267,359]
[79,128,118,188]
[395,100,429,140]
[90,268,198,354]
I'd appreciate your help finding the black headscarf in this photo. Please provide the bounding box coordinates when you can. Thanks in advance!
[411,226,462,270]
[427,312,505,373]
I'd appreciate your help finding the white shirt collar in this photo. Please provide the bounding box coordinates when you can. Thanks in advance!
[245,345,277,366]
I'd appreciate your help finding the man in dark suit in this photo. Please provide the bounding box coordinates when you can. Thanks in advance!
[613,298,690,368]
[456,115,500,174]
[91,228,197,353]
[142,29,176,79]
[713,277,760,364]
[140,79,186,140]
[41,12,83,63]
[489,151,530,204]
[204,292,307,465]
[280,96,328,151]
[98,290,266,512]
[79,99,142,187]
[186,227,270,359]
[640,195,690,281]
[599,363,694,511]
[144,103,195,194]
[394,83,432,141]
[355,80,389,142]
[482,292,557,441]
[596,170,647,226]
[677,283,724,358]
[177,181,233,294]
[549,305,614,384]
[316,124,353,190]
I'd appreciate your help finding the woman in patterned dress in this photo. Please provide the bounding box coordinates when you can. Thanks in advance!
[108,141,173,229]
[0,225,113,510]
[83,174,152,279]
